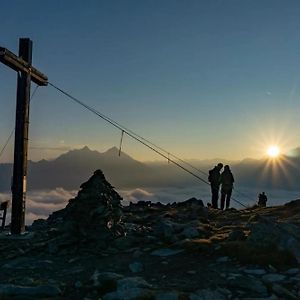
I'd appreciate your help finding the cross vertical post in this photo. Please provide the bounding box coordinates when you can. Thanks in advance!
[0,38,48,234]
[11,39,32,234]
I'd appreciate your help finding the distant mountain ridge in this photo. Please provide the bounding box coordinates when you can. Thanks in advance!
[1,146,300,191]
[0,147,152,191]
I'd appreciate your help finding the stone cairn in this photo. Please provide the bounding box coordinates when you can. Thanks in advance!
[45,170,124,241]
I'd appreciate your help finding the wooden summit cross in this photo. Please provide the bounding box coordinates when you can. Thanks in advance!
[0,38,48,234]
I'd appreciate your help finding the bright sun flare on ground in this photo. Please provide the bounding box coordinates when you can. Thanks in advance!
[267,146,280,158]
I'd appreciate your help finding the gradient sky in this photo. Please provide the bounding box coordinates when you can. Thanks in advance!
[1,0,300,162]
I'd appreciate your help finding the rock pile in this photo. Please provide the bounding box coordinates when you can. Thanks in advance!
[34,169,124,241]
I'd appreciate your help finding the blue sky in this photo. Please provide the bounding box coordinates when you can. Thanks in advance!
[1,0,300,162]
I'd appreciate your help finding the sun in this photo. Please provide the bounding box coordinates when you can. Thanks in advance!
[267,145,280,158]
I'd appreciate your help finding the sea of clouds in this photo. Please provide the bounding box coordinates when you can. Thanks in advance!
[1,185,300,225]
[0,188,77,225]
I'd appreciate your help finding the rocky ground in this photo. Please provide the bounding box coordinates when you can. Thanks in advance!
[1,170,300,299]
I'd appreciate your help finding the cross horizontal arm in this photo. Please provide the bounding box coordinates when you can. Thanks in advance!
[0,47,48,86]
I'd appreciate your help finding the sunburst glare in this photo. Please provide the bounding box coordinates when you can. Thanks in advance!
[267,146,280,158]
[249,128,300,188]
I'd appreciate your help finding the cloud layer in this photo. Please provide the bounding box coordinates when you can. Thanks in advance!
[1,186,299,226]
[0,188,77,225]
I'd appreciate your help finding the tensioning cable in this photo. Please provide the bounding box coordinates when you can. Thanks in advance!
[48,81,248,208]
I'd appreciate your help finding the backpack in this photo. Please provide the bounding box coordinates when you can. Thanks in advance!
[208,169,213,182]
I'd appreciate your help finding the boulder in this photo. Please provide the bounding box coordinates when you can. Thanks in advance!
[181,226,200,239]
[151,248,185,257]
[262,274,286,283]
[247,219,300,263]
[103,288,154,300]
[102,277,153,300]
[190,288,226,300]
[227,228,246,241]
[155,291,180,300]
[227,276,268,296]
[272,283,298,299]
[129,262,144,273]
[177,198,204,208]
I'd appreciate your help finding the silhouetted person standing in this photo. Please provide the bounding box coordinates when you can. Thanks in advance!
[208,163,223,209]
[220,165,234,210]
[258,192,267,207]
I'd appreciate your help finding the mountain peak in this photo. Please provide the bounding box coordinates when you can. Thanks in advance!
[102,146,140,163]
[104,147,119,155]
[53,145,100,163]
[81,146,91,151]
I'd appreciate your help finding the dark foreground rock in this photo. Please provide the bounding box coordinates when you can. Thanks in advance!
[0,283,62,298]
[1,170,300,299]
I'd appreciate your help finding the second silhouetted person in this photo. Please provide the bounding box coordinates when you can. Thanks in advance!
[220,165,234,210]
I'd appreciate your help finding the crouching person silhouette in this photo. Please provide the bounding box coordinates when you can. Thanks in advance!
[258,192,267,207]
